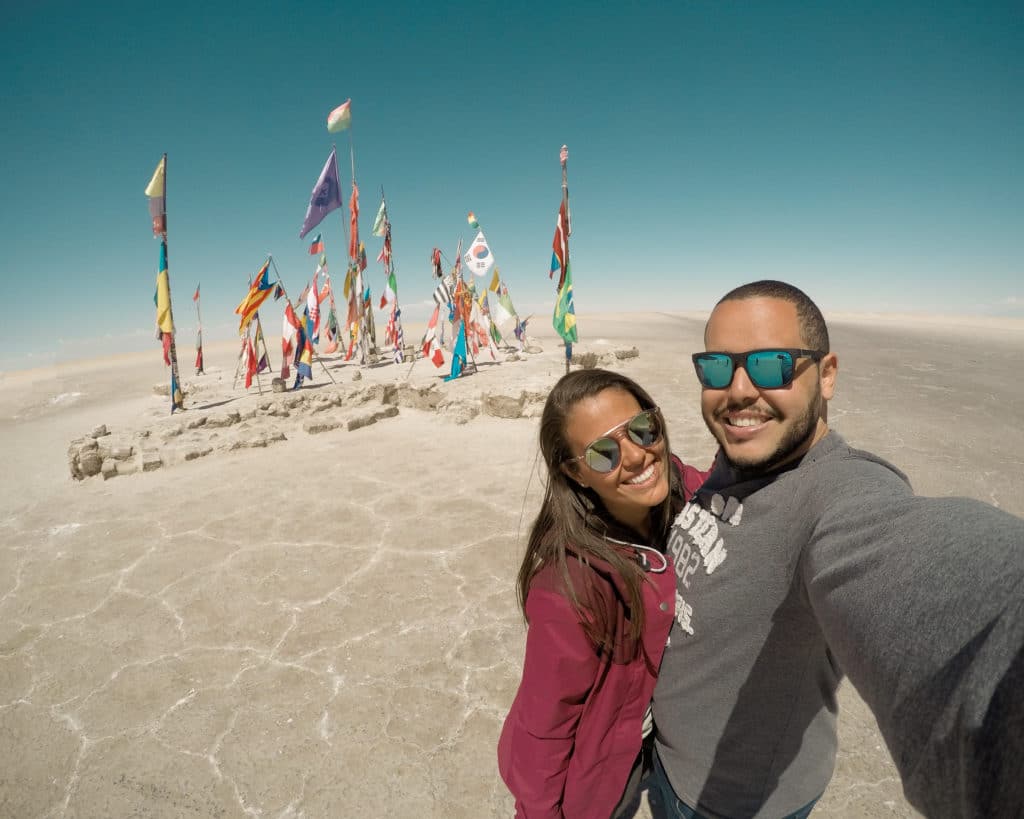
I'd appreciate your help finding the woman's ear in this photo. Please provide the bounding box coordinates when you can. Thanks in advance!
[560,461,587,488]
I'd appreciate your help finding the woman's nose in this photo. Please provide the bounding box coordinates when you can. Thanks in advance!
[618,435,647,470]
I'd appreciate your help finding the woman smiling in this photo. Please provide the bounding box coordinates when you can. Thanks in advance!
[498,369,707,818]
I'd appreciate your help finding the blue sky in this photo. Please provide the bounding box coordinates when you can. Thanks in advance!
[1,0,1021,371]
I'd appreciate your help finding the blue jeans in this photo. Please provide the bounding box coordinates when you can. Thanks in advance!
[648,749,819,819]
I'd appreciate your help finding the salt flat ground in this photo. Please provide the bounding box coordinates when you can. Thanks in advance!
[1,311,1022,817]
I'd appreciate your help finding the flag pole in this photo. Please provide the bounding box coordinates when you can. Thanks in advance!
[560,145,572,375]
[162,152,185,411]
[194,283,205,375]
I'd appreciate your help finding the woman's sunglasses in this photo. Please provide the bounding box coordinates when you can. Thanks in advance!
[691,348,825,389]
[566,408,664,473]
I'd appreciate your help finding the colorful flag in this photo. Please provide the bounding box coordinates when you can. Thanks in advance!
[445,321,468,382]
[550,199,570,290]
[155,242,174,335]
[254,321,271,374]
[195,324,204,374]
[464,231,494,277]
[327,99,352,133]
[467,211,479,229]
[145,157,166,237]
[490,290,516,326]
[170,370,183,413]
[376,228,391,266]
[244,337,258,389]
[307,275,321,340]
[282,302,302,379]
[299,147,343,239]
[296,324,314,380]
[322,303,340,354]
[489,267,500,293]
[553,262,578,353]
[379,270,398,309]
[431,248,443,279]
[273,283,285,301]
[385,305,404,364]
[308,233,324,255]
[421,305,445,367]
[235,259,274,333]
[348,182,360,261]
[372,200,387,237]
[515,315,532,344]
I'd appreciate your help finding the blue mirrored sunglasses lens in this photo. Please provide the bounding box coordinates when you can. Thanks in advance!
[584,438,619,472]
[746,351,794,388]
[695,355,733,388]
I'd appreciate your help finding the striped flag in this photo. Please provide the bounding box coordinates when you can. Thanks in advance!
[308,233,324,255]
[380,270,398,309]
[327,99,352,133]
[155,242,174,336]
[433,278,452,307]
[235,259,274,334]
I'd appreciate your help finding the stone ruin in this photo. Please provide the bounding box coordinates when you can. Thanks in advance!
[67,381,549,482]
[68,344,641,482]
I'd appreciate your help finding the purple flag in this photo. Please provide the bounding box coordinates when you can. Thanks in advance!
[299,147,342,239]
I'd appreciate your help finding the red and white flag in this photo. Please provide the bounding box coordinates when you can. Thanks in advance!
[421,305,445,368]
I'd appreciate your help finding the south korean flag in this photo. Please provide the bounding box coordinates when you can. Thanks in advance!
[463,231,495,277]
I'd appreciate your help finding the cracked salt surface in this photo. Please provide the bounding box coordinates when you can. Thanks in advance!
[3,314,1022,816]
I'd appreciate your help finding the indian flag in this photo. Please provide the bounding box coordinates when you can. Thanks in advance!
[327,99,352,133]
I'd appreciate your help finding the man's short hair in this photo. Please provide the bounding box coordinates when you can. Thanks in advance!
[716,280,830,353]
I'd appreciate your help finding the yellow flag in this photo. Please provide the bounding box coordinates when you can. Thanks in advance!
[145,157,166,198]
[156,270,174,333]
[489,266,500,292]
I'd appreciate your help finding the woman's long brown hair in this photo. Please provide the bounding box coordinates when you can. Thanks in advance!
[517,369,684,660]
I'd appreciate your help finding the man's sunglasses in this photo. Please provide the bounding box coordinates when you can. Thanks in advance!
[565,408,663,473]
[692,349,825,389]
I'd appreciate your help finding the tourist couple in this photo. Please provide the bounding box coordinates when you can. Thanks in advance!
[498,280,1024,819]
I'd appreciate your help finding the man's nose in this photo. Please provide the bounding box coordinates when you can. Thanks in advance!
[727,363,761,401]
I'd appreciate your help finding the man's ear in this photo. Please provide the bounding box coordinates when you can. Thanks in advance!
[819,352,838,401]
